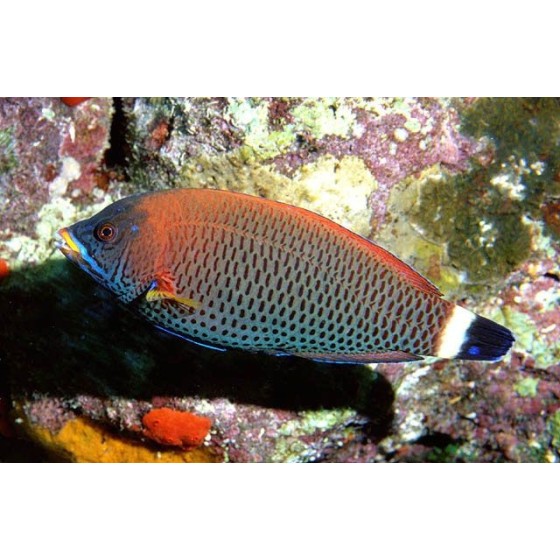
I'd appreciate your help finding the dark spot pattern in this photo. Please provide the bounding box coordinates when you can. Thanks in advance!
[135,190,450,359]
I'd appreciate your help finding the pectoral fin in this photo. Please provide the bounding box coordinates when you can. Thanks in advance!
[145,275,201,311]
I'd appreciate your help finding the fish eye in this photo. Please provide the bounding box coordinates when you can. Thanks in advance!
[95,222,118,242]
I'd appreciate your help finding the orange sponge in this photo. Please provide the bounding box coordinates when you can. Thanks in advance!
[142,408,212,448]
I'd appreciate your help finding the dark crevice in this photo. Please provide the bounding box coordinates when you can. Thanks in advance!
[544,272,560,282]
[383,431,464,462]
[104,97,129,175]
[414,431,458,449]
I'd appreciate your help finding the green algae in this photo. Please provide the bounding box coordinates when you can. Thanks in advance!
[426,442,477,463]
[277,408,356,437]
[402,98,560,287]
[226,97,357,162]
[379,168,476,295]
[461,98,560,181]
[550,410,560,451]
[514,377,539,398]
[229,96,358,144]
[502,307,560,369]
[180,152,377,236]
[404,118,422,134]
[460,98,560,240]
[409,165,532,285]
[227,98,296,159]
[270,438,311,463]
[291,97,357,139]
[272,408,357,462]
[0,127,18,175]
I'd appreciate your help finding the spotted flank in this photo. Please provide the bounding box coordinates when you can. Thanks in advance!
[56,188,515,364]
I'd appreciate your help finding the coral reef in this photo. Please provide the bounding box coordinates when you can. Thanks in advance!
[0,97,114,272]
[0,97,558,462]
[121,98,476,234]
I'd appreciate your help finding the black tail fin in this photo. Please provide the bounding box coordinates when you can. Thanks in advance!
[456,315,515,361]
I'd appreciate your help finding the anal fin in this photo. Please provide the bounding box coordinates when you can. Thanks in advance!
[290,350,422,364]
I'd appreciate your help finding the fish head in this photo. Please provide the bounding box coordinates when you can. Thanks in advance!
[56,194,154,302]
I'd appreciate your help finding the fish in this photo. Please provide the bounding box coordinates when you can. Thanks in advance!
[56,188,514,364]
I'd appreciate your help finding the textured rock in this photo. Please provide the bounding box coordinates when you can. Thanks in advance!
[0,97,114,271]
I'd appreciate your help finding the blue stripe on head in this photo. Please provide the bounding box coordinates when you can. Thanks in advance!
[67,231,107,280]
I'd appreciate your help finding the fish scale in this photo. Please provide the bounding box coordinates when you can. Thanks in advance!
[57,188,515,364]
[131,190,447,359]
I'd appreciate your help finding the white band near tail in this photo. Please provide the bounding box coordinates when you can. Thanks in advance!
[436,305,477,359]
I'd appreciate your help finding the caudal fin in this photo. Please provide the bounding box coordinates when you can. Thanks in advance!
[436,305,515,362]
[455,314,515,361]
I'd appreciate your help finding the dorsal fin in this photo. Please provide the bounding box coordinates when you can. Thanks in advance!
[359,240,443,296]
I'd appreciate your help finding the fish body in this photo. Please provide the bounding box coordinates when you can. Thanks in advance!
[57,188,514,364]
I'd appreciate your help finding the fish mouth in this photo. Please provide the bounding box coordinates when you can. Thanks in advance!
[56,227,107,285]
[56,228,82,262]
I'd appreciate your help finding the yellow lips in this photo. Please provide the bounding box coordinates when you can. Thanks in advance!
[57,227,80,256]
